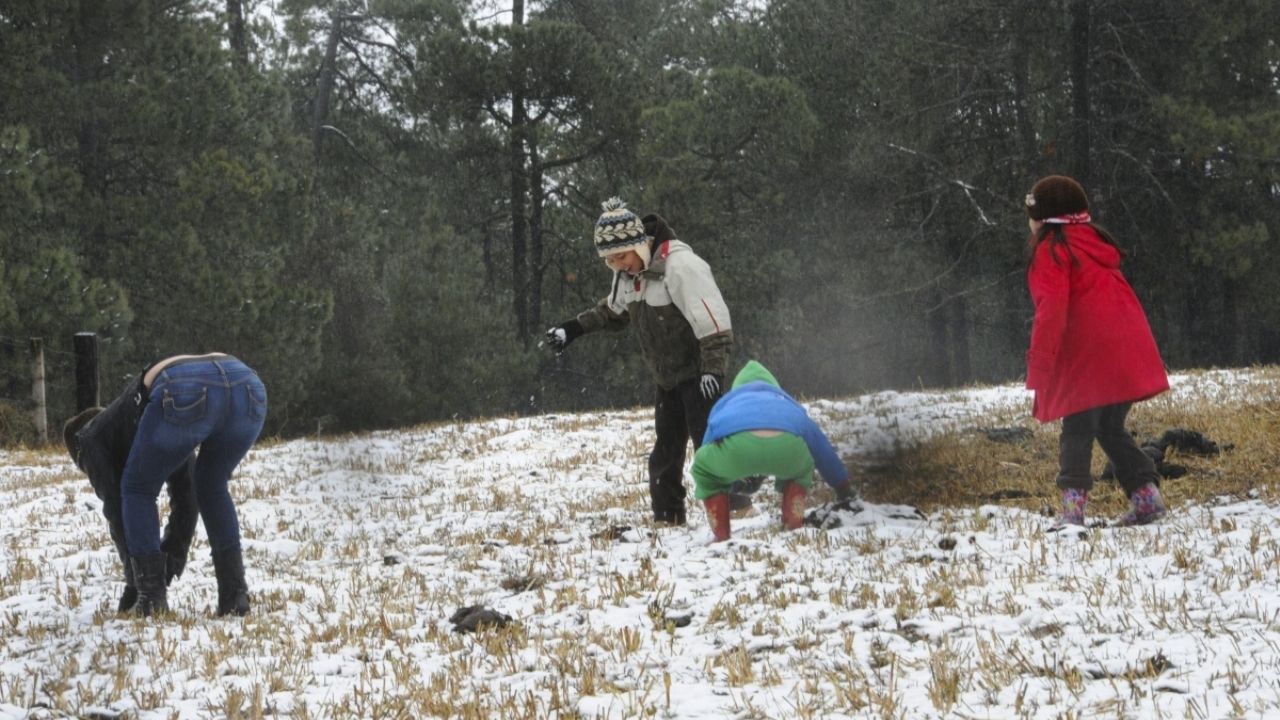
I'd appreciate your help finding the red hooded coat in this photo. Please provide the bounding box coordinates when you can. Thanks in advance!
[1025,224,1169,422]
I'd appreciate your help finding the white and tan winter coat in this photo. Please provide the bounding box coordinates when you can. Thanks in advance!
[576,238,733,390]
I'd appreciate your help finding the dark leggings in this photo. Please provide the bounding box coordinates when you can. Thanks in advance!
[1056,403,1160,497]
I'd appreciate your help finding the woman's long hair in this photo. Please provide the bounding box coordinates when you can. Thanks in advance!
[1025,222,1126,269]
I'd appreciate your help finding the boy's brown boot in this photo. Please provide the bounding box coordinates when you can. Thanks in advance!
[703,495,731,542]
[781,482,807,530]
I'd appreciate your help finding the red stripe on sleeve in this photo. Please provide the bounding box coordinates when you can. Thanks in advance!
[700,299,722,333]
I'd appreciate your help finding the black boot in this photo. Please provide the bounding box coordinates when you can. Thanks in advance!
[117,585,139,613]
[212,548,250,617]
[129,553,169,617]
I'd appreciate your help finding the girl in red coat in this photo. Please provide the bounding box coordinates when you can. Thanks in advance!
[1024,175,1170,527]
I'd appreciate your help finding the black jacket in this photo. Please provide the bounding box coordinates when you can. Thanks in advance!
[75,373,198,586]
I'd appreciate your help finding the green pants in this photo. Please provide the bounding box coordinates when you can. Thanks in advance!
[690,431,815,500]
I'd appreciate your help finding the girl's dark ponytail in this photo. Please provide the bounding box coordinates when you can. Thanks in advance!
[1026,224,1073,267]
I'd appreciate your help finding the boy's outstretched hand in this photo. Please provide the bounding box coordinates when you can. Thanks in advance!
[545,320,584,353]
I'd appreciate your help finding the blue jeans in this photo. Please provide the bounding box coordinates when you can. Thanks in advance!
[121,357,267,557]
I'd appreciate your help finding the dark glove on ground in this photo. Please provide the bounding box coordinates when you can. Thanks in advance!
[545,319,584,353]
[450,605,514,633]
[832,479,856,501]
[117,585,139,613]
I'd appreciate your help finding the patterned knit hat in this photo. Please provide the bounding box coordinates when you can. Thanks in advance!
[594,197,650,258]
[1025,175,1091,223]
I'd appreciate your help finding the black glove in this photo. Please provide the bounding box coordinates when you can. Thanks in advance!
[159,535,187,586]
[699,373,721,399]
[545,319,584,353]
[117,585,139,613]
[164,554,187,586]
[832,479,856,501]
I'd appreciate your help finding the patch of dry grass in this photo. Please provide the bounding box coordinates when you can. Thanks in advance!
[855,367,1280,518]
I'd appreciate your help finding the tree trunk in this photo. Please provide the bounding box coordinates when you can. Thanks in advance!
[73,1,109,268]
[529,147,545,334]
[1011,1,1040,179]
[482,221,495,287]
[1221,278,1240,366]
[1067,0,1091,185]
[950,296,972,383]
[509,0,529,343]
[1260,326,1280,365]
[926,291,951,387]
[227,0,248,67]
[313,15,343,155]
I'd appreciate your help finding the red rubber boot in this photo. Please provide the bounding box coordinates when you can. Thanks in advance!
[703,494,731,542]
[781,482,807,530]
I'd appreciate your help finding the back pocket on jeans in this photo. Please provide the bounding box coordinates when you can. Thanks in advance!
[247,383,268,420]
[162,387,208,425]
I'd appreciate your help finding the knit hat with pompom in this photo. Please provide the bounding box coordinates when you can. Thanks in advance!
[593,197,651,259]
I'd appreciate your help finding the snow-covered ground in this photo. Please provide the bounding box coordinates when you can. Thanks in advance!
[2,370,1279,719]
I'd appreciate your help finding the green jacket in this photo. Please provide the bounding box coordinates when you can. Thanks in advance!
[577,238,733,390]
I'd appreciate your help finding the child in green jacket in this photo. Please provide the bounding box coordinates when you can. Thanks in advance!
[692,360,853,541]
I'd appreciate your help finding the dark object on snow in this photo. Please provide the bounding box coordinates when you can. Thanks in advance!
[804,498,862,528]
[937,536,957,551]
[1145,650,1174,674]
[591,525,639,541]
[662,613,693,628]
[977,426,1034,444]
[1102,427,1229,480]
[450,605,513,633]
[803,498,926,529]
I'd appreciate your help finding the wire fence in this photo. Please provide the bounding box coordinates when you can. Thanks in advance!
[0,334,98,445]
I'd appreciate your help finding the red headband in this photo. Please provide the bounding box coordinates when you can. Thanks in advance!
[1043,212,1091,225]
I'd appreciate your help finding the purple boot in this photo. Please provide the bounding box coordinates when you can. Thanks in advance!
[1051,488,1088,529]
[1118,484,1167,526]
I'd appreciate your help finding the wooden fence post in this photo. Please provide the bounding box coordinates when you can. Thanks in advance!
[31,338,47,444]
[74,332,100,412]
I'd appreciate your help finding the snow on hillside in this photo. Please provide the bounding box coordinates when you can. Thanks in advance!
[2,370,1279,719]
